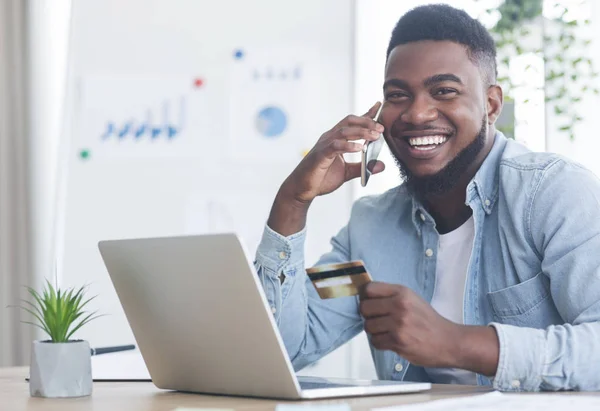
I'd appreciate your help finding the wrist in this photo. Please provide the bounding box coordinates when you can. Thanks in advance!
[267,185,311,237]
[276,183,313,211]
[449,325,499,377]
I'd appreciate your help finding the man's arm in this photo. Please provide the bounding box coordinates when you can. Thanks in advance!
[254,214,365,370]
[359,159,600,391]
[253,103,385,369]
[489,159,600,391]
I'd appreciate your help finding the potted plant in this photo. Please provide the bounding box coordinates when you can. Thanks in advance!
[18,280,100,398]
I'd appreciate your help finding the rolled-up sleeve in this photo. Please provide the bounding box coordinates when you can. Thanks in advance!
[490,159,600,391]
[253,218,364,370]
[255,224,307,313]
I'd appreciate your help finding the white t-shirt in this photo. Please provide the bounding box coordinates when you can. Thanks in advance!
[424,216,478,385]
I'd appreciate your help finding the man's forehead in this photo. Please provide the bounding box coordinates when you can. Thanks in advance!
[385,40,478,84]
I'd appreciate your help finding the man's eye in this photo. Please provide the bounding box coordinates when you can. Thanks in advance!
[386,92,409,100]
[435,88,457,96]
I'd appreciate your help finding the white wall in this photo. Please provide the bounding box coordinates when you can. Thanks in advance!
[59,0,358,379]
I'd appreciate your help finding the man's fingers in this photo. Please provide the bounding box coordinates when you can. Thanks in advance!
[339,126,381,142]
[370,332,394,351]
[364,315,393,335]
[359,296,392,318]
[324,140,363,158]
[344,162,362,181]
[337,114,384,132]
[363,101,382,119]
[370,160,385,175]
[344,160,386,182]
[361,281,400,299]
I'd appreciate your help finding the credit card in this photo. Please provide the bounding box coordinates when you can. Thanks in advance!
[306,261,372,299]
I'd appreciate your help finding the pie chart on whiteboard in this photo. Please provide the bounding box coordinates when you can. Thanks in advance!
[256,106,287,138]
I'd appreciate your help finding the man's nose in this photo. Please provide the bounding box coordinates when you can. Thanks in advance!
[400,95,438,125]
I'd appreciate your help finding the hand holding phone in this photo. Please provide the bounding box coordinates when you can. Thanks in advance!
[361,103,385,187]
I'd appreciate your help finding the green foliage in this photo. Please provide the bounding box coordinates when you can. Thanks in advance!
[493,0,543,33]
[16,280,100,343]
[479,0,598,141]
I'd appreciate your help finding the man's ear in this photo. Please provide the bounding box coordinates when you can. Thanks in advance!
[486,84,503,125]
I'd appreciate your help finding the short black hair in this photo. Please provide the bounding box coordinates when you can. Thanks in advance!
[387,4,497,86]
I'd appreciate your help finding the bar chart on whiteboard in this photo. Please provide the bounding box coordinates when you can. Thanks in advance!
[77,75,210,160]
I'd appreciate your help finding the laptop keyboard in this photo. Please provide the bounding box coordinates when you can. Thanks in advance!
[299,381,358,390]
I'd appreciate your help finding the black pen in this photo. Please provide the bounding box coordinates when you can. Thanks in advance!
[90,344,135,356]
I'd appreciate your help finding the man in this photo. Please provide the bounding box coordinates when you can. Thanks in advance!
[253,4,600,391]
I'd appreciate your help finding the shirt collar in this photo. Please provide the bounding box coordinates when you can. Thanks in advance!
[411,131,508,233]
[466,130,507,214]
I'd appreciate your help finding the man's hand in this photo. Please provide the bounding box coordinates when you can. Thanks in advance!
[267,102,385,236]
[359,282,500,376]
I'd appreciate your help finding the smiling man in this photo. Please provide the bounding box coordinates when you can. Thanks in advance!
[253,4,600,391]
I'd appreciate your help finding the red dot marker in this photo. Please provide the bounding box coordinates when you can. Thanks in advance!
[193,78,204,88]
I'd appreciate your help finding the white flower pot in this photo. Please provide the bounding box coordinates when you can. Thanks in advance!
[29,340,92,398]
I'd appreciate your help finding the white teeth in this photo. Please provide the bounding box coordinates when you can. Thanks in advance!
[408,135,448,147]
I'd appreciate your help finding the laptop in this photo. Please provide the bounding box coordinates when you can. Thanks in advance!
[97,233,431,399]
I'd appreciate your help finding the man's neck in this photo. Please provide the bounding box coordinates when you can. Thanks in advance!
[423,129,496,234]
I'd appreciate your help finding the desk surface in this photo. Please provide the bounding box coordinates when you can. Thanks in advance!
[1,367,595,411]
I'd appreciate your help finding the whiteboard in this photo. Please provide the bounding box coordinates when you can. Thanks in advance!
[59,0,357,378]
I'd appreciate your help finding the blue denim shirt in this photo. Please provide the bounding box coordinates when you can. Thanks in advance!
[253,132,600,392]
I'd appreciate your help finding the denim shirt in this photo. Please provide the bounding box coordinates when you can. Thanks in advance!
[253,132,600,392]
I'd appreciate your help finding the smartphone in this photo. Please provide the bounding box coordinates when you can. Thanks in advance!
[361,104,385,187]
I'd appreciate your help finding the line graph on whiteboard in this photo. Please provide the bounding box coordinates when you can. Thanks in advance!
[100,97,185,141]
[78,75,208,159]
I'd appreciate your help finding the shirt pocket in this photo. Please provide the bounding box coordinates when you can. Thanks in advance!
[486,271,562,328]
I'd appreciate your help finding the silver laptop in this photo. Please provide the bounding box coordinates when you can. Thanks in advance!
[98,233,431,399]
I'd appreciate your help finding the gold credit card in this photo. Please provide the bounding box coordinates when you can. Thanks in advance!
[306,261,372,299]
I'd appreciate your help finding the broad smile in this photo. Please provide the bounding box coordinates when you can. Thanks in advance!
[407,135,449,151]
[393,131,453,159]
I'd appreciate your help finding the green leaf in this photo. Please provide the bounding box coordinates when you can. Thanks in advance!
[66,312,103,341]
[17,280,101,342]
[559,125,571,131]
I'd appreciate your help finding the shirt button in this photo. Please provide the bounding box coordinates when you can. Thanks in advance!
[420,213,425,221]
[278,251,287,260]
[271,306,277,314]
[394,363,403,372]
[511,380,521,388]
[485,199,491,207]
[425,248,434,257]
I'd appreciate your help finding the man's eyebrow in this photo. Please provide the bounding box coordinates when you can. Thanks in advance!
[383,78,410,90]
[383,74,463,91]
[423,73,463,87]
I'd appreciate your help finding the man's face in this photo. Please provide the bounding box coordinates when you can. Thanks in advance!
[380,40,493,194]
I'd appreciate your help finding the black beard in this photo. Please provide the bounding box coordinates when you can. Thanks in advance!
[394,118,487,199]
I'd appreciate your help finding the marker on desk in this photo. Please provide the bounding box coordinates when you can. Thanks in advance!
[90,344,135,356]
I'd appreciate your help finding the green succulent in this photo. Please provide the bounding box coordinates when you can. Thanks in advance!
[16,280,100,343]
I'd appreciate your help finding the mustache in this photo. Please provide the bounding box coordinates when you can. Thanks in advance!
[390,122,455,136]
